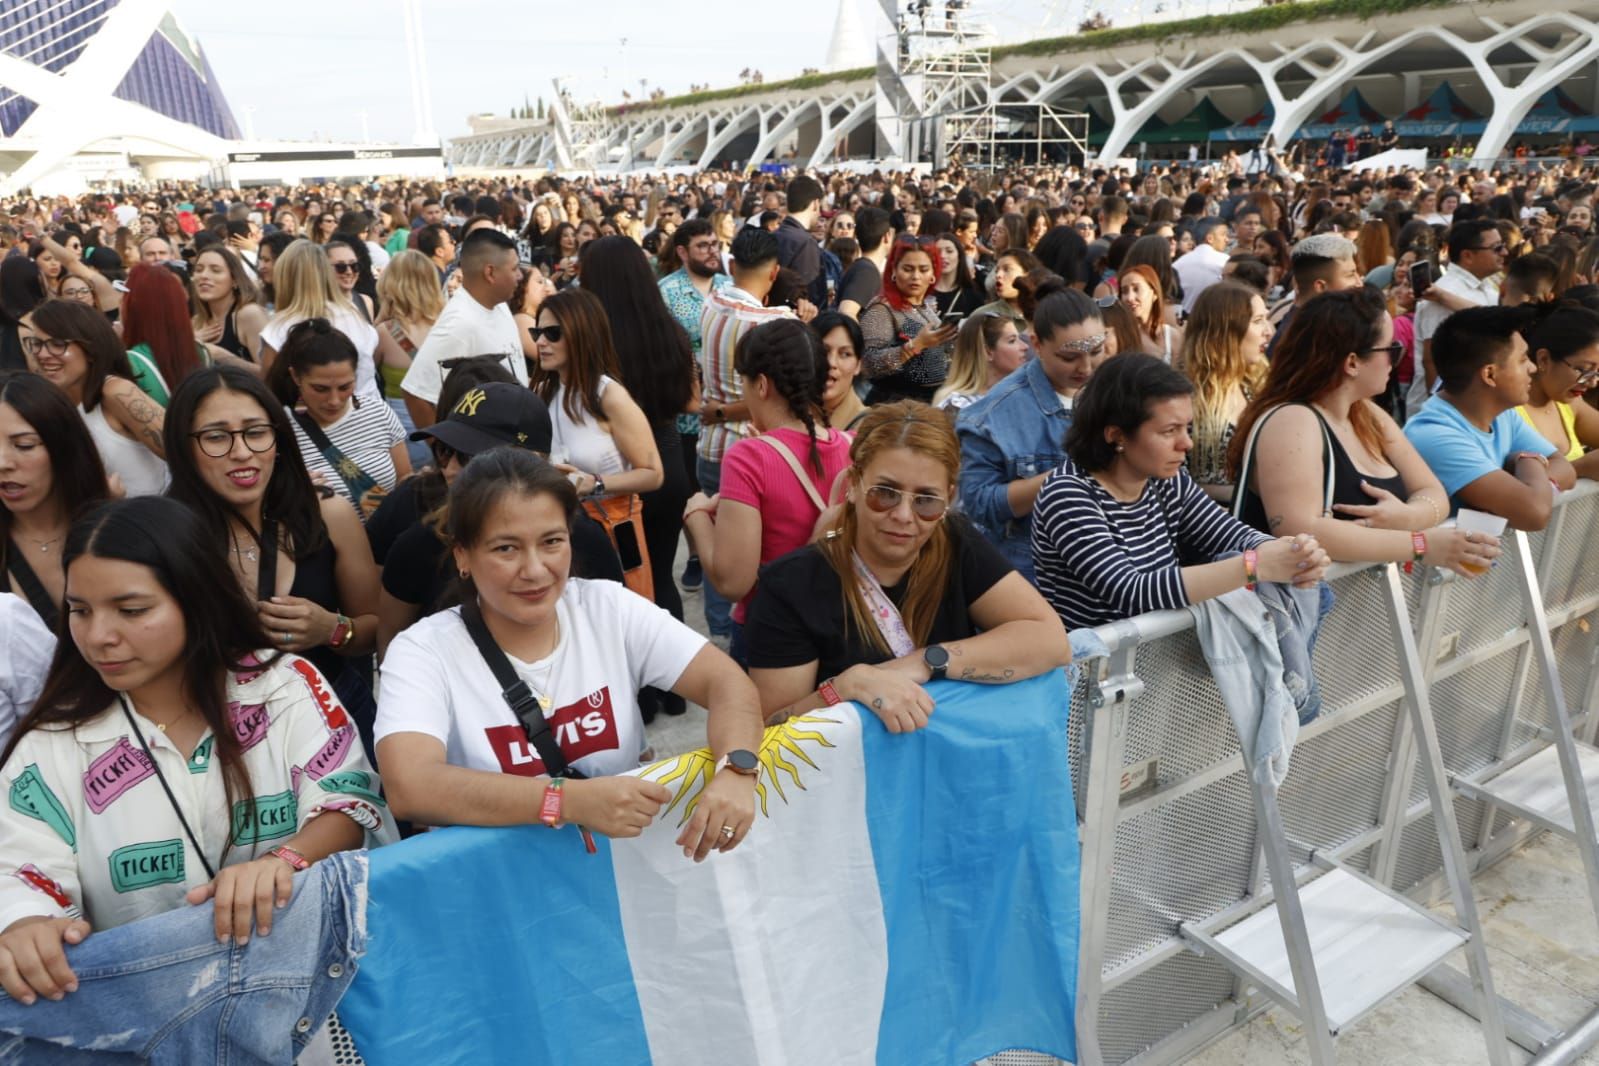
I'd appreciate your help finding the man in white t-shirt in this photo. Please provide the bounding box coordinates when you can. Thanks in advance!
[1407,218,1504,419]
[401,228,524,428]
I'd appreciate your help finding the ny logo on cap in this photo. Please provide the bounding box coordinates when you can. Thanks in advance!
[454,389,487,417]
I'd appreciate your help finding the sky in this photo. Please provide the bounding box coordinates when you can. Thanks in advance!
[169,0,1110,145]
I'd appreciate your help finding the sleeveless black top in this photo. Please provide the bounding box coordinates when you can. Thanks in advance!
[1238,404,1408,534]
[217,309,253,362]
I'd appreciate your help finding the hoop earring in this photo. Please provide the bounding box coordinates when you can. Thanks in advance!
[459,570,470,580]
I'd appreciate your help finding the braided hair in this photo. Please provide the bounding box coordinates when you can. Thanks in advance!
[734,318,828,476]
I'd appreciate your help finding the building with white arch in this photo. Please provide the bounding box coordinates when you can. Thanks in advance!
[0,0,240,195]
[449,0,1599,172]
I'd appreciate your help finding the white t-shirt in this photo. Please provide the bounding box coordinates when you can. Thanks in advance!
[376,579,705,779]
[260,307,381,398]
[400,287,526,406]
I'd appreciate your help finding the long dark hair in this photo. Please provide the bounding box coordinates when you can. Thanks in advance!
[1229,287,1389,478]
[3,497,271,862]
[570,236,694,425]
[164,365,327,561]
[0,257,45,325]
[26,299,134,414]
[735,319,828,475]
[265,317,360,406]
[0,371,110,578]
[530,289,622,424]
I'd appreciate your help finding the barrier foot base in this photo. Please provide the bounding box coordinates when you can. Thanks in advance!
[1527,1002,1599,1066]
[1419,964,1557,1055]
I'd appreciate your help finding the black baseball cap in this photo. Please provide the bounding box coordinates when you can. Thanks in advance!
[409,382,553,457]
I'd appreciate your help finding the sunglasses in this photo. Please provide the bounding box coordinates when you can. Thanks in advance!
[862,484,949,521]
[330,261,359,274]
[528,324,564,343]
[1365,342,1405,364]
[430,440,467,466]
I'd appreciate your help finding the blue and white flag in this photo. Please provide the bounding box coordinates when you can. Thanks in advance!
[339,671,1080,1065]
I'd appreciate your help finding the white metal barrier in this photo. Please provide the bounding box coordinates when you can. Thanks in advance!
[1061,481,1599,1065]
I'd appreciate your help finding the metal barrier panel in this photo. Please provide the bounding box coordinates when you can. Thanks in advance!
[1073,483,1599,1066]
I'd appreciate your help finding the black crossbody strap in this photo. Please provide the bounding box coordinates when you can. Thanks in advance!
[117,695,221,880]
[458,596,582,780]
[291,409,379,504]
[5,540,58,630]
[255,517,279,600]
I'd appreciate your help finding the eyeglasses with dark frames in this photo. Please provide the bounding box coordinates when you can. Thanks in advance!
[1365,342,1405,364]
[190,424,277,458]
[20,336,72,357]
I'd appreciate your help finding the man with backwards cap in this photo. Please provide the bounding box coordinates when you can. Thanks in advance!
[375,382,622,657]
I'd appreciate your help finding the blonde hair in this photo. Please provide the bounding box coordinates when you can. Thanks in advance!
[376,249,446,326]
[267,239,355,328]
[934,312,1013,407]
[816,402,959,654]
[1180,281,1261,440]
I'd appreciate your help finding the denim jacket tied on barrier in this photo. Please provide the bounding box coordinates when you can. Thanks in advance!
[0,849,368,1065]
[1189,578,1331,790]
[956,357,1072,583]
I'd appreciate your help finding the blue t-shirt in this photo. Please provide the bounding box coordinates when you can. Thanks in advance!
[1403,394,1555,508]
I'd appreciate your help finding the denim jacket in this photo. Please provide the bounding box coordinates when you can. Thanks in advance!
[0,851,367,1065]
[956,357,1072,582]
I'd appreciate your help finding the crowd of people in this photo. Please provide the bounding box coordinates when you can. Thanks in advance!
[0,150,1594,1047]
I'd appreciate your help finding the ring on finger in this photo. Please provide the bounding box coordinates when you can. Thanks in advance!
[719,825,735,839]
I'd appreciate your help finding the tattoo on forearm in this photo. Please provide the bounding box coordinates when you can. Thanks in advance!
[124,394,161,426]
[1268,514,1284,531]
[959,667,1016,682]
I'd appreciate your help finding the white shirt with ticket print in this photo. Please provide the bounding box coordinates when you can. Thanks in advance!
[376,579,706,779]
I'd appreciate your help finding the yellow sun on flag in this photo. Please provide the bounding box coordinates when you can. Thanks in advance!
[643,713,839,826]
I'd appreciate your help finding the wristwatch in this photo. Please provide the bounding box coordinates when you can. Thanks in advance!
[590,475,606,497]
[924,644,950,681]
[715,749,760,777]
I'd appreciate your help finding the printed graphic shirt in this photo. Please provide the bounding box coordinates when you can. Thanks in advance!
[0,653,394,933]
[376,578,706,779]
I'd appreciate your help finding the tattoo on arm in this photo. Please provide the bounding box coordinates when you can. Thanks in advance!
[1268,514,1284,531]
[958,667,1017,683]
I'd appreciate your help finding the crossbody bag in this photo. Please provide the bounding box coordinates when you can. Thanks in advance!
[292,409,388,518]
[458,593,584,780]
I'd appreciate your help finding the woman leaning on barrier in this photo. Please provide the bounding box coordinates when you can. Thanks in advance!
[374,448,763,861]
[743,401,1070,733]
[1031,354,1333,634]
[1228,287,1501,577]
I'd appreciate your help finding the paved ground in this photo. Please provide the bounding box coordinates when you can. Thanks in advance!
[1185,832,1599,1066]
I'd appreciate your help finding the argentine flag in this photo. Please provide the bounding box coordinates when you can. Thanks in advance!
[339,671,1080,1065]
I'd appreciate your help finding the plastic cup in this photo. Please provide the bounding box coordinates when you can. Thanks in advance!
[1455,508,1507,575]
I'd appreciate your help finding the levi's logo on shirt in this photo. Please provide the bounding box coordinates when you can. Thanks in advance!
[484,688,620,776]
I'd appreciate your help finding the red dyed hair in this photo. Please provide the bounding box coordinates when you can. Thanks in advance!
[121,263,202,390]
[881,237,944,311]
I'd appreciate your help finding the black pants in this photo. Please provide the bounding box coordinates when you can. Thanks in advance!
[638,421,692,719]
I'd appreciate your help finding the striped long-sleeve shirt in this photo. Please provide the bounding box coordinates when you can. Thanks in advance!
[1031,459,1270,631]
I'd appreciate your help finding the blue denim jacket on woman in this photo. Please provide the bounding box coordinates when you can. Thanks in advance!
[0,850,366,1065]
[956,357,1073,583]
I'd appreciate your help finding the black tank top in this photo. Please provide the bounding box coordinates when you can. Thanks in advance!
[1239,404,1408,533]
[217,310,253,362]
